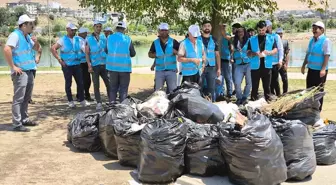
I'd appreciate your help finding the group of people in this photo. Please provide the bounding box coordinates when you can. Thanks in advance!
[3,14,331,132]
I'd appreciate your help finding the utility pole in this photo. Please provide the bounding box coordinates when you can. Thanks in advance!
[324,0,329,36]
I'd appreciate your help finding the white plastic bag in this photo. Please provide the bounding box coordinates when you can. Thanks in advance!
[137,91,170,117]
[214,101,239,122]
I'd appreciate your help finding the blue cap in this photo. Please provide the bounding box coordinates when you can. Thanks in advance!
[276,28,284,33]
[265,20,272,27]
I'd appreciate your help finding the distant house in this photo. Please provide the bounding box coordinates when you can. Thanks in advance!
[6,1,40,16]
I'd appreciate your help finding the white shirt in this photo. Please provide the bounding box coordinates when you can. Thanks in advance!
[57,36,86,52]
[306,34,332,55]
[274,34,284,64]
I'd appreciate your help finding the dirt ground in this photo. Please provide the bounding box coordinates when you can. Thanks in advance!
[0,73,336,185]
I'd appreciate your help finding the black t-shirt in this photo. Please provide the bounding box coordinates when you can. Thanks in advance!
[247,35,277,63]
[201,35,219,51]
[149,38,180,53]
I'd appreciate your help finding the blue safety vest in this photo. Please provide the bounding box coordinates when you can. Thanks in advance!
[12,29,36,71]
[307,35,328,70]
[181,38,203,76]
[233,40,250,65]
[78,37,86,63]
[106,32,132,72]
[154,37,177,71]
[87,34,107,66]
[60,36,81,66]
[249,34,274,70]
[271,33,280,65]
[199,36,216,66]
[221,34,231,60]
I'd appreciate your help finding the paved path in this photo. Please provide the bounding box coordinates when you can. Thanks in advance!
[0,67,335,80]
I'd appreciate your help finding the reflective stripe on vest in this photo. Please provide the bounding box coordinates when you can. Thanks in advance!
[182,38,202,76]
[87,34,107,66]
[12,29,36,70]
[233,40,250,65]
[249,35,274,70]
[154,37,177,71]
[221,34,231,60]
[199,36,216,66]
[307,35,328,70]
[60,36,81,66]
[78,37,86,63]
[106,32,132,72]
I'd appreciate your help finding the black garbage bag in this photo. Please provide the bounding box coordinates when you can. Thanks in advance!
[219,114,287,185]
[169,81,201,100]
[272,118,316,180]
[99,104,136,158]
[280,90,325,125]
[162,105,185,119]
[68,112,101,152]
[185,120,226,176]
[138,118,188,184]
[171,93,224,124]
[313,124,336,165]
[121,96,143,106]
[114,118,148,167]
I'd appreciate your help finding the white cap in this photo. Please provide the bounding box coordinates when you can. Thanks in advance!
[275,28,284,34]
[116,21,127,29]
[104,27,112,31]
[93,20,103,26]
[265,20,272,27]
[78,27,88,34]
[313,21,325,29]
[66,22,77,30]
[188,25,201,37]
[158,23,169,30]
[17,14,35,25]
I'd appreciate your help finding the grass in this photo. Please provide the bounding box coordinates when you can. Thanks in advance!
[286,67,336,74]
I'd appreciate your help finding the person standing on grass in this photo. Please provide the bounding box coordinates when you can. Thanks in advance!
[106,21,136,103]
[247,20,278,102]
[266,20,284,97]
[76,27,94,102]
[276,28,290,94]
[86,21,110,110]
[148,23,179,93]
[28,36,42,105]
[301,21,332,111]
[232,26,252,105]
[199,20,221,102]
[51,23,90,108]
[177,25,206,84]
[3,14,40,132]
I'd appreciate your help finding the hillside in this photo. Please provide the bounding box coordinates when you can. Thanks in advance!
[0,0,335,10]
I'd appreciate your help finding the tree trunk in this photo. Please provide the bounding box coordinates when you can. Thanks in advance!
[211,0,222,39]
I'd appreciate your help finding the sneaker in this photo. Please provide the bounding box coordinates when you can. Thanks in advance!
[80,100,90,107]
[23,120,38,126]
[96,103,103,110]
[68,101,76,108]
[13,125,30,132]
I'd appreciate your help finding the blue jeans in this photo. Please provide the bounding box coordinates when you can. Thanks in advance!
[92,65,110,103]
[62,65,84,102]
[220,60,233,96]
[201,66,217,102]
[108,71,130,103]
[234,64,252,100]
[155,70,177,94]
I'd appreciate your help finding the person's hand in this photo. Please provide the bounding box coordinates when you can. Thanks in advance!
[230,59,234,63]
[301,65,305,75]
[320,69,326,78]
[277,61,282,69]
[58,58,66,67]
[12,66,23,75]
[31,36,38,43]
[283,63,288,71]
[217,69,221,77]
[259,52,266,58]
[193,58,201,66]
[88,66,93,73]
[150,65,155,71]
[35,58,40,64]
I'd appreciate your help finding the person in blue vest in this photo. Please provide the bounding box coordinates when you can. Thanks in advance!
[247,20,278,102]
[3,14,40,132]
[301,21,332,111]
[106,21,136,103]
[199,20,221,102]
[86,21,110,110]
[266,20,284,97]
[177,25,205,84]
[51,23,89,108]
[76,27,93,102]
[148,23,180,93]
[276,28,290,94]
[104,27,113,38]
[232,26,252,105]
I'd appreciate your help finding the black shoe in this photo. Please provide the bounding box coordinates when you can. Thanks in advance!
[85,97,95,102]
[232,90,236,95]
[23,120,39,126]
[28,100,35,104]
[13,125,30,132]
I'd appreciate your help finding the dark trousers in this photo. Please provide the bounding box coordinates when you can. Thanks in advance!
[270,65,281,96]
[80,62,91,99]
[279,67,288,94]
[201,66,216,101]
[92,65,110,103]
[306,68,328,111]
[108,71,130,103]
[182,72,200,84]
[251,62,272,101]
[62,65,84,102]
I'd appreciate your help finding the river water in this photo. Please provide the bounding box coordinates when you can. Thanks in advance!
[0,41,335,68]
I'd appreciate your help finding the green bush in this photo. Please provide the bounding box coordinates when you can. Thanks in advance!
[242,19,259,30]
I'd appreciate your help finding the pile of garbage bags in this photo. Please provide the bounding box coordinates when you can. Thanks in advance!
[66,86,334,184]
